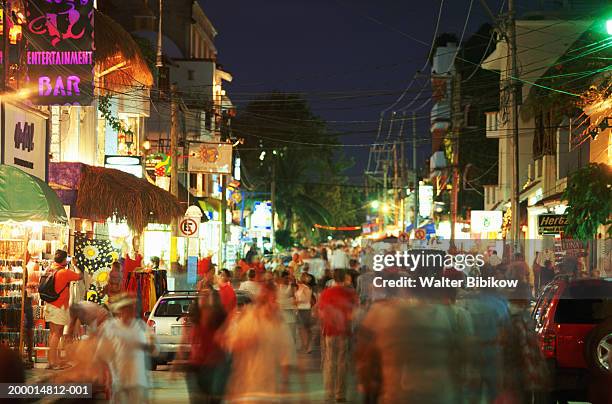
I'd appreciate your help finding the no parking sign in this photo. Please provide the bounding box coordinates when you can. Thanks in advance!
[179,217,199,238]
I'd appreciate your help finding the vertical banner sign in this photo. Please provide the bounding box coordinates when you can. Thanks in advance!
[26,0,94,105]
[2,103,48,180]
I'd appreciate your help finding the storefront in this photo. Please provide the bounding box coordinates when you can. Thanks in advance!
[48,162,182,312]
[0,164,68,360]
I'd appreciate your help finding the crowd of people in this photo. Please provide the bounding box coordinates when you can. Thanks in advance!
[5,242,606,404]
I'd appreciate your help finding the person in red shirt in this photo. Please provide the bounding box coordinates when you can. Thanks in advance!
[217,269,237,314]
[317,268,358,402]
[45,250,83,369]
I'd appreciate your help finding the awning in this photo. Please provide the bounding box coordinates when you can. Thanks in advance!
[49,162,182,233]
[95,11,154,92]
[0,165,67,224]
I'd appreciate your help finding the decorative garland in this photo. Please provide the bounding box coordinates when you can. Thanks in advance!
[98,95,134,137]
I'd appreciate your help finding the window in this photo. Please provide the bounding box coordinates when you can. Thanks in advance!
[154,298,195,317]
[188,70,194,81]
[554,282,612,324]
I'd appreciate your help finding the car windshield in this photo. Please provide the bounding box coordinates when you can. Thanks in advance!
[554,281,612,324]
[154,298,194,317]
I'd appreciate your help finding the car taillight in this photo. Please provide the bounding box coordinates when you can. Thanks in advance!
[541,333,556,358]
[147,319,156,332]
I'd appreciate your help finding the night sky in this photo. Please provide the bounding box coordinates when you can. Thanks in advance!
[201,0,509,180]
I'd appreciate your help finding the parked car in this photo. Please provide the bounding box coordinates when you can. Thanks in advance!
[532,276,612,402]
[146,291,198,369]
[147,289,253,369]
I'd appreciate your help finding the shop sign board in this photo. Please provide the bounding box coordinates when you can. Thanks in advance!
[1,102,48,180]
[538,214,568,235]
[188,143,232,174]
[251,201,272,231]
[26,0,95,105]
[179,217,199,238]
[471,210,503,233]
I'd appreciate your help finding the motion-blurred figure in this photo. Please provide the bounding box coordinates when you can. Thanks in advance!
[224,282,296,402]
[98,293,158,404]
[356,258,469,403]
[318,268,358,402]
[179,286,230,404]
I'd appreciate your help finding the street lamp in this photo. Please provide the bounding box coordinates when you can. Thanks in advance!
[370,200,380,209]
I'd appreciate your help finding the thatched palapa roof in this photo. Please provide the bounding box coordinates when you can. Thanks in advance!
[95,11,154,92]
[76,165,183,233]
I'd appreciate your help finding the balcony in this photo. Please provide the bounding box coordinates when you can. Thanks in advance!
[485,111,503,138]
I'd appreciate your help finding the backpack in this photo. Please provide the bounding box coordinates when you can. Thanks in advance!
[38,269,69,303]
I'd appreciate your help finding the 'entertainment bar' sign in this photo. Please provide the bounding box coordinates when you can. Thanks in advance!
[26,0,94,105]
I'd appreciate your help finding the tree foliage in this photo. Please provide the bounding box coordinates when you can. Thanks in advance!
[234,93,363,244]
[562,163,612,239]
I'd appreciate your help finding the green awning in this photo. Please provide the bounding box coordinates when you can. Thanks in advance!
[0,165,67,224]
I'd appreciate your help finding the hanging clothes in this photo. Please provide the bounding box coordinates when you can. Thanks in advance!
[123,253,143,281]
[123,270,167,318]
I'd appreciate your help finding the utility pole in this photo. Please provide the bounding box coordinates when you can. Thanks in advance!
[450,71,461,249]
[399,112,407,231]
[270,155,276,254]
[156,0,163,68]
[220,174,227,267]
[412,112,419,230]
[170,84,179,270]
[393,142,399,228]
[382,161,388,232]
[508,0,521,251]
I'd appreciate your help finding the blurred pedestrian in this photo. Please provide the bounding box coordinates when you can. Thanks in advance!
[44,249,83,370]
[239,269,261,300]
[489,250,502,267]
[0,345,24,404]
[318,268,358,402]
[224,282,296,402]
[330,243,350,270]
[295,272,314,353]
[217,269,237,314]
[539,260,555,291]
[98,293,158,404]
[277,270,297,344]
[179,287,230,404]
[355,254,469,404]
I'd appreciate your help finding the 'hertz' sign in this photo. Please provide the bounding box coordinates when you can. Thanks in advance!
[538,214,568,235]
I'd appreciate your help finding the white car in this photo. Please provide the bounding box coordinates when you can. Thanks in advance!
[146,291,197,369]
[146,289,253,370]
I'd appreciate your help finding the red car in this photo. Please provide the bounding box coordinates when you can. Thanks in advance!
[532,276,612,403]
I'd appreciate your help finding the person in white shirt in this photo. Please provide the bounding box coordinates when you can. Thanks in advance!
[295,273,315,353]
[329,243,350,270]
[97,293,158,404]
[239,269,261,300]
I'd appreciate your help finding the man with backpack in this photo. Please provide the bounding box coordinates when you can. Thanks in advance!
[41,250,83,370]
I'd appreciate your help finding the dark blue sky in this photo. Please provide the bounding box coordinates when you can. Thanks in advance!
[200,0,507,180]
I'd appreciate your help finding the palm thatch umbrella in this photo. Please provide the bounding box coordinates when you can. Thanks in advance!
[95,11,154,92]
[75,165,183,233]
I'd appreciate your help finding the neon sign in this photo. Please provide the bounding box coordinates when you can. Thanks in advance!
[26,0,94,105]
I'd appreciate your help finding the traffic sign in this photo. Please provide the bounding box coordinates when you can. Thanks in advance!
[414,228,426,240]
[398,232,409,243]
[179,217,199,238]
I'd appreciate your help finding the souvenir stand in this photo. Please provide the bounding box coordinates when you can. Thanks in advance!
[48,162,181,317]
[0,165,68,360]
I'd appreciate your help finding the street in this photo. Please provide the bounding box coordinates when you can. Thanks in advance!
[27,349,361,403]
